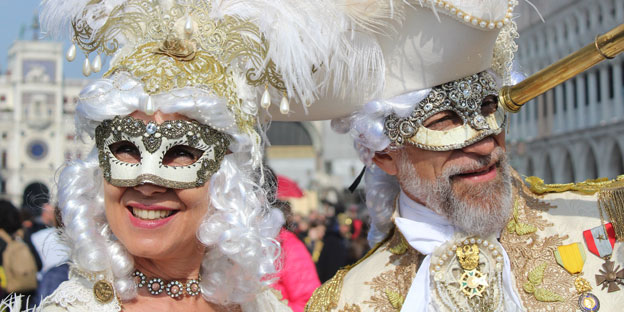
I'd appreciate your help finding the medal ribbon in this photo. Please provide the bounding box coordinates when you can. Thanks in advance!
[554,243,585,274]
[583,222,616,258]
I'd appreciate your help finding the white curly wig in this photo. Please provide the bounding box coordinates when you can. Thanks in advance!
[57,71,283,305]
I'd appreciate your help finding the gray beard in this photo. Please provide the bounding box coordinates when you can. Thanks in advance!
[396,147,513,237]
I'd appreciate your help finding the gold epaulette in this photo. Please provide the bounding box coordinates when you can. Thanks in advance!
[524,175,624,195]
[525,175,624,242]
[305,228,396,312]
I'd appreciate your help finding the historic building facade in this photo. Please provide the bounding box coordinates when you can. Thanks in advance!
[508,0,624,183]
[0,39,88,206]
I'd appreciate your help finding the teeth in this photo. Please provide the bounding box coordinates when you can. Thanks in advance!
[132,208,173,220]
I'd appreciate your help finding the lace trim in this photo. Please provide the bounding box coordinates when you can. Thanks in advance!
[40,277,121,312]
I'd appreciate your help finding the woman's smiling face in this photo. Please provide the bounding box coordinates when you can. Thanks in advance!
[103,111,211,260]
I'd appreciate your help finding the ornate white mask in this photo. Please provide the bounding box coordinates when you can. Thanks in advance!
[95,116,229,189]
[384,71,506,151]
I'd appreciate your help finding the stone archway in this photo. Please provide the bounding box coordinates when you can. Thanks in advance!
[608,142,624,178]
[526,158,535,177]
[560,151,575,183]
[266,121,319,191]
[584,148,599,180]
[543,154,555,184]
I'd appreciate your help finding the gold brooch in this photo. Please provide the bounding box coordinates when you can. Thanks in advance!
[93,279,115,303]
[456,243,489,298]
[457,243,480,271]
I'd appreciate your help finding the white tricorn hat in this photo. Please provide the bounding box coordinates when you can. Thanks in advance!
[272,0,517,121]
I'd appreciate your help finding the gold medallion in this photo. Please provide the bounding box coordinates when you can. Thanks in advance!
[93,280,115,303]
[457,243,480,270]
[459,269,489,298]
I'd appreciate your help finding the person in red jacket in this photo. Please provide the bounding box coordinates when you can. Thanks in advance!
[273,226,321,312]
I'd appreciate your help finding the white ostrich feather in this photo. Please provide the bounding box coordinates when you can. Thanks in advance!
[0,294,36,312]
[207,0,387,111]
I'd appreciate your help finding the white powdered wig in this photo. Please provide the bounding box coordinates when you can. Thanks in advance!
[363,165,400,246]
[57,72,283,304]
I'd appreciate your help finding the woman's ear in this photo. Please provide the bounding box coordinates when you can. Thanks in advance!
[372,150,400,176]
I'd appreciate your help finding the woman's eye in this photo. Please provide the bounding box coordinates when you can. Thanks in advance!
[163,146,204,166]
[109,141,141,163]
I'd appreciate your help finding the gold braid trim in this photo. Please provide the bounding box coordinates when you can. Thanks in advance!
[524,175,624,195]
[305,228,397,312]
[598,180,624,241]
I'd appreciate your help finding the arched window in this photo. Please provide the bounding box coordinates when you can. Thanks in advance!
[544,154,555,184]
[267,122,313,146]
[561,151,575,183]
[608,142,624,178]
[585,148,599,180]
[526,158,534,177]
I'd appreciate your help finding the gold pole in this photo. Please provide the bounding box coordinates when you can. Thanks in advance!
[499,23,624,113]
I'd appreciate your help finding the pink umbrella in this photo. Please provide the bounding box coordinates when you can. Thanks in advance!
[277,175,304,199]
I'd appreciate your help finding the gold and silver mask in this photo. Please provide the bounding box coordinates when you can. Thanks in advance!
[95,116,229,189]
[384,71,506,151]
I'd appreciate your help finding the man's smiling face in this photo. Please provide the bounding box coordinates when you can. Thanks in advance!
[374,97,513,236]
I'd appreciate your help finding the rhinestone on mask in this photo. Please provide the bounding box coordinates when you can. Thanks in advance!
[146,122,158,134]
[384,71,499,148]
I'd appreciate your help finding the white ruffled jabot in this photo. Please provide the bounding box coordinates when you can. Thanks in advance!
[394,191,524,311]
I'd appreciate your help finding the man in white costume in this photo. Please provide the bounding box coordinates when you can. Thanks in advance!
[307,1,624,311]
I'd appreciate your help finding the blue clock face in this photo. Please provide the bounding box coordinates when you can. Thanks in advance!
[27,140,48,160]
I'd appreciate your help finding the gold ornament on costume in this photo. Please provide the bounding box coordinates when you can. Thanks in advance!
[574,277,592,294]
[431,237,505,310]
[522,262,565,302]
[525,175,624,195]
[457,243,480,271]
[93,279,115,303]
[459,269,489,298]
[598,179,624,242]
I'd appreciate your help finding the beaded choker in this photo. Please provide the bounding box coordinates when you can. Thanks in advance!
[133,270,201,299]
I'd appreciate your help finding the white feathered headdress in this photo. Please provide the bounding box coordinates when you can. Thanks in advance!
[39,0,396,123]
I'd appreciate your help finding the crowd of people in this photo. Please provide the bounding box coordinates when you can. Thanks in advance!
[289,204,370,283]
[0,192,68,309]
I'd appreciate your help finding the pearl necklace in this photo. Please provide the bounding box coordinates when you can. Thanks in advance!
[133,270,201,299]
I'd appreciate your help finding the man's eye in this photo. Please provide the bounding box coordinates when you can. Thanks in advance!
[163,145,204,166]
[109,141,141,163]
[423,111,463,131]
[481,94,499,116]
